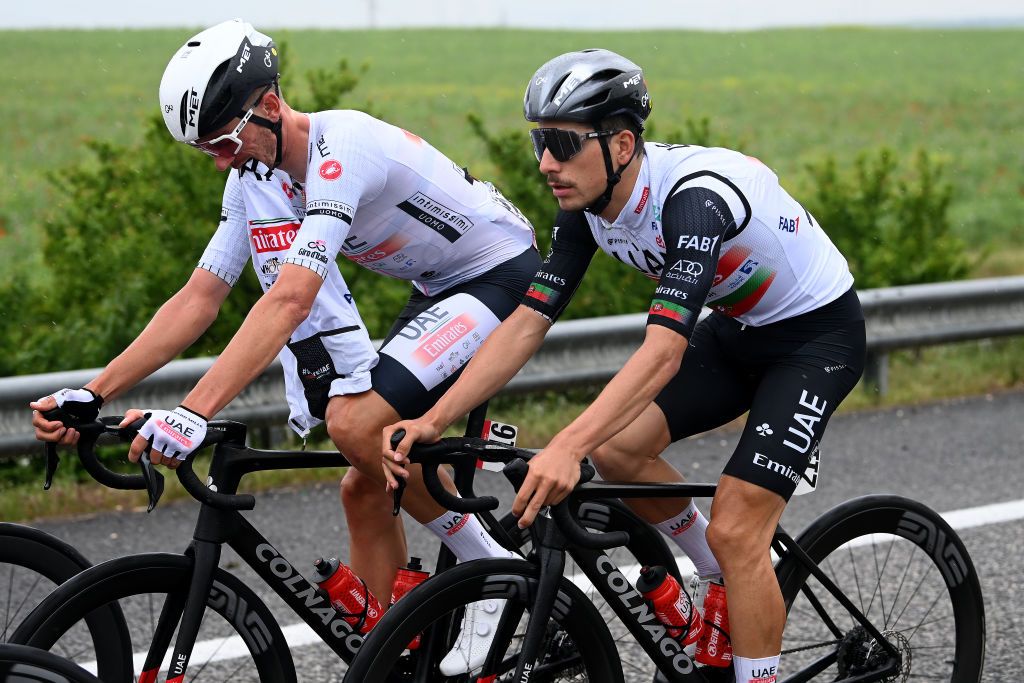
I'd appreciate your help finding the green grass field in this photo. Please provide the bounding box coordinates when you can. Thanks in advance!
[1,27,1021,271]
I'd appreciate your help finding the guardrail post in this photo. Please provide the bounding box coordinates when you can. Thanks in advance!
[863,351,889,396]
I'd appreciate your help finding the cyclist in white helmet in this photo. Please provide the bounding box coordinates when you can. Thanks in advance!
[123,20,540,607]
[387,49,866,683]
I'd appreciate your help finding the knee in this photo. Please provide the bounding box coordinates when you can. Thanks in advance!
[326,411,376,471]
[591,439,657,481]
[705,514,764,574]
[340,467,381,510]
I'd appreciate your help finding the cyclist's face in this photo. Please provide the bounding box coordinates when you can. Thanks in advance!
[198,103,277,172]
[535,121,613,212]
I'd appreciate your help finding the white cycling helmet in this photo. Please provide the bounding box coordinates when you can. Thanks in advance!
[159,19,279,143]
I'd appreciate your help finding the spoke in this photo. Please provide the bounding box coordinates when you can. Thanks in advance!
[885,540,919,629]
[890,559,938,634]
[824,554,856,632]
[846,540,866,618]
[866,533,896,624]
[3,563,14,639]
[188,634,232,682]
[903,582,948,644]
[5,568,45,641]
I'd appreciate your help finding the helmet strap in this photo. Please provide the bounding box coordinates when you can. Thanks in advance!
[248,114,284,170]
[585,135,632,215]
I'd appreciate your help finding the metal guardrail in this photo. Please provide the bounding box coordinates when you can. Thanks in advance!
[2,276,1023,456]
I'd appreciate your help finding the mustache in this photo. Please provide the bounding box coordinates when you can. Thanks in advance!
[546,175,574,187]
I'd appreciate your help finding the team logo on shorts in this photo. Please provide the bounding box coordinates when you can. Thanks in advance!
[319,160,343,181]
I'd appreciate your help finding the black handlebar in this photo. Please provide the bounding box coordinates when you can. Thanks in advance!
[391,431,630,551]
[40,410,254,512]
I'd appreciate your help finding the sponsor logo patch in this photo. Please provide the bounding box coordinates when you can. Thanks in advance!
[319,160,343,181]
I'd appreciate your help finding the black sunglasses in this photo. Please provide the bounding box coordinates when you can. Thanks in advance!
[530,127,620,163]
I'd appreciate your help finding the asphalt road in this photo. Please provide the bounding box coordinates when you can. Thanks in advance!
[10,389,1023,681]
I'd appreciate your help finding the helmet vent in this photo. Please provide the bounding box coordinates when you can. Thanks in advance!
[187,41,201,47]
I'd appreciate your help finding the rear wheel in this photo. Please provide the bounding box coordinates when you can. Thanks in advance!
[776,495,985,682]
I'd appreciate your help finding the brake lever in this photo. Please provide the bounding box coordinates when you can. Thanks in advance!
[43,443,60,490]
[390,429,407,516]
[137,439,166,512]
[392,477,406,517]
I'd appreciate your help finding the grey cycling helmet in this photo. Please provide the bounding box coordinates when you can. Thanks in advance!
[524,49,651,214]
[523,48,651,128]
[159,19,279,143]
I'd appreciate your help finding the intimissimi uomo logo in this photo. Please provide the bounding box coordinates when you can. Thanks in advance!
[397,192,474,243]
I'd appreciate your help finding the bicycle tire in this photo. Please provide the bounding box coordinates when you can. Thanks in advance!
[347,557,625,683]
[0,523,129,671]
[0,643,102,682]
[775,495,985,682]
[10,552,297,683]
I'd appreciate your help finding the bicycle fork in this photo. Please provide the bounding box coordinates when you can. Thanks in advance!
[511,517,566,683]
[137,540,222,683]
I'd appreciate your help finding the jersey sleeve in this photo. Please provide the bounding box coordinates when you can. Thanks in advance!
[648,182,742,338]
[283,118,388,279]
[520,210,597,322]
[197,173,250,287]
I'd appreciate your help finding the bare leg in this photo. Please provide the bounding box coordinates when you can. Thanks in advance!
[326,391,457,602]
[706,475,787,657]
[590,402,690,522]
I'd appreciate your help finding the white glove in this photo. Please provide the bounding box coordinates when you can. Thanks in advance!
[138,406,208,460]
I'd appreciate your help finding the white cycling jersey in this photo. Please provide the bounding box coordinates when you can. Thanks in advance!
[595,143,853,326]
[282,110,535,295]
[198,162,378,437]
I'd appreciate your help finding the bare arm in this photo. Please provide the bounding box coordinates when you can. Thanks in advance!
[86,268,231,401]
[510,324,687,526]
[179,264,322,417]
[548,324,686,459]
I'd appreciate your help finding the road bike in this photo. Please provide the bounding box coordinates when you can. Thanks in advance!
[6,405,669,682]
[347,435,986,682]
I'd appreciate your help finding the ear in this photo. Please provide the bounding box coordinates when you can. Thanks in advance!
[614,129,637,165]
[260,90,282,121]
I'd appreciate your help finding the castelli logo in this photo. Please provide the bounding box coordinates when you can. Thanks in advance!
[319,160,343,181]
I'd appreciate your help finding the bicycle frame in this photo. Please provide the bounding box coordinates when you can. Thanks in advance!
[525,480,903,683]
[141,405,504,679]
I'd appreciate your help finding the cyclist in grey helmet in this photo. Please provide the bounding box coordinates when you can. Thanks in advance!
[388,48,865,683]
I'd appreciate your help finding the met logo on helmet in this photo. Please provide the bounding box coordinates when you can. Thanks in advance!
[179,88,200,135]
[237,43,251,74]
[622,73,642,88]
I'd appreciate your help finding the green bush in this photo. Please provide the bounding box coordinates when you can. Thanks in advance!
[804,148,977,289]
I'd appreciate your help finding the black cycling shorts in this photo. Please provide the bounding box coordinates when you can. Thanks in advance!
[371,248,540,419]
[654,288,866,500]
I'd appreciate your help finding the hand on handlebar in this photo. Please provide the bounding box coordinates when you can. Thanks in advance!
[511,443,583,529]
[126,406,208,470]
[29,388,104,446]
[381,418,443,492]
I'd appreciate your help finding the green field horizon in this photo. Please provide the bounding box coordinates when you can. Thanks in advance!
[2,26,1021,272]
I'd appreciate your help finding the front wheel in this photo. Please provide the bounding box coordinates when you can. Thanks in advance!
[10,553,297,683]
[776,495,985,682]
[347,558,624,682]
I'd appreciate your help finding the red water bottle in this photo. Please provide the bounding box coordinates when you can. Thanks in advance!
[636,566,704,652]
[390,556,431,649]
[695,580,732,667]
[312,557,383,634]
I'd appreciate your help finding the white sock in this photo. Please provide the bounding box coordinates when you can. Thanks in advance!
[654,501,721,577]
[425,511,515,562]
[733,654,780,683]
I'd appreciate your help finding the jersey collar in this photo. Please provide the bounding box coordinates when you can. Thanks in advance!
[599,154,651,232]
